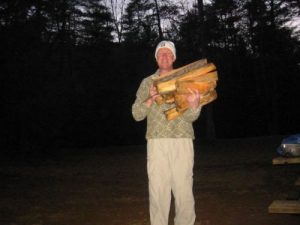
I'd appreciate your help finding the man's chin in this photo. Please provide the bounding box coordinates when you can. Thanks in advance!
[159,64,173,70]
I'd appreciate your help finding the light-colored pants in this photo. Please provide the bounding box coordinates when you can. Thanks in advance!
[147,138,195,225]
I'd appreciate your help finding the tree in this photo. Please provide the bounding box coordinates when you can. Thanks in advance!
[198,0,217,141]
[122,0,180,46]
[76,0,114,46]
[122,0,156,46]
[107,0,127,43]
[153,0,180,40]
[153,0,164,40]
[243,0,300,134]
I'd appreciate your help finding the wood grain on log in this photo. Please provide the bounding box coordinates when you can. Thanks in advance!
[155,63,216,94]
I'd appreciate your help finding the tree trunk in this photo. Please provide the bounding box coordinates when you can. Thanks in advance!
[154,0,164,40]
[197,0,205,54]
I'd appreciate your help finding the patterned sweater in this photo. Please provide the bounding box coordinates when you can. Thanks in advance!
[132,71,201,139]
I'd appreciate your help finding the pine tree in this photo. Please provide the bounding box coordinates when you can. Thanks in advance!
[76,0,114,46]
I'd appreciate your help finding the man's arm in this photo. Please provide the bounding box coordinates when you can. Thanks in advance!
[181,107,201,122]
[181,89,201,122]
[132,78,152,121]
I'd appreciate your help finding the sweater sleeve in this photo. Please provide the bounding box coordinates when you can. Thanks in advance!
[180,106,202,123]
[132,78,151,121]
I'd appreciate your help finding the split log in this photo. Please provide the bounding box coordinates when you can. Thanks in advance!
[154,95,165,105]
[164,107,185,121]
[155,63,217,94]
[164,91,217,121]
[174,90,218,112]
[176,81,217,95]
[149,58,218,120]
[153,59,208,82]
[177,63,217,82]
[153,59,208,96]
[163,93,175,104]
[182,71,218,83]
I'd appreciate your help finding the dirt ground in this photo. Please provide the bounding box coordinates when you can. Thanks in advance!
[1,136,300,225]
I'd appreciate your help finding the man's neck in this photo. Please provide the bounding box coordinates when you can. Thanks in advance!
[159,68,173,76]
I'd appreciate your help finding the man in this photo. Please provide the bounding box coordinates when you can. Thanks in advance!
[132,40,201,225]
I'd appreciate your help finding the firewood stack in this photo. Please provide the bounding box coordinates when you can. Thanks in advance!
[152,59,218,120]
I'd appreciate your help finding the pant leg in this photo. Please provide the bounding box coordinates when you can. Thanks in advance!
[171,139,196,225]
[147,139,172,225]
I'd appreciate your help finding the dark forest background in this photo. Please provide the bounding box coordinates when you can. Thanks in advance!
[1,0,300,153]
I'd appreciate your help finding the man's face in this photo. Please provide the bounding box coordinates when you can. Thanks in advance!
[156,48,175,71]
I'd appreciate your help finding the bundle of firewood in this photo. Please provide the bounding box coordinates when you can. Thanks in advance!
[152,59,218,120]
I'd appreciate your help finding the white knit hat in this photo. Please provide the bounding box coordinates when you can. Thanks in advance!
[155,40,176,59]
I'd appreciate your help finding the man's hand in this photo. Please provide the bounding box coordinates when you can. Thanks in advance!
[187,88,200,110]
[145,84,159,107]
